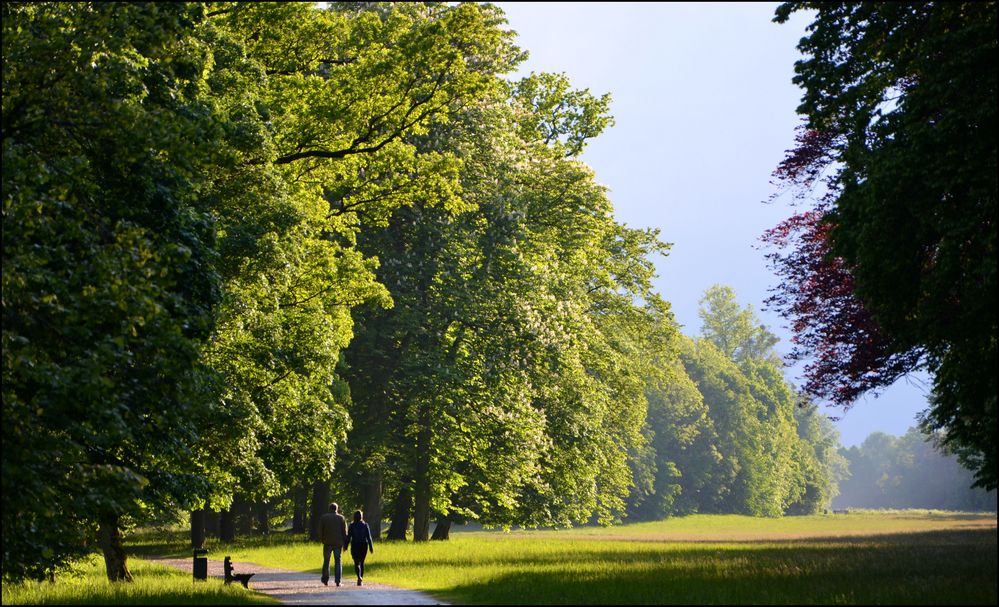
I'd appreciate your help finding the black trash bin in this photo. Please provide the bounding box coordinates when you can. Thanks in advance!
[193,549,209,581]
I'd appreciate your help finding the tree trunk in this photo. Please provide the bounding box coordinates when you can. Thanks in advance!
[431,517,452,541]
[412,482,430,541]
[386,487,411,540]
[233,495,253,535]
[363,471,383,540]
[204,508,219,536]
[309,479,330,542]
[292,485,307,534]
[219,507,235,543]
[412,405,432,542]
[98,514,133,582]
[191,509,206,549]
[255,500,269,535]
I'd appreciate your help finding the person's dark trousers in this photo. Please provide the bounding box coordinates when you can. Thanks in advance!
[321,545,343,585]
[351,549,366,580]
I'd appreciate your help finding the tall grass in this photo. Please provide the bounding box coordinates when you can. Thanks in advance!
[1,555,278,605]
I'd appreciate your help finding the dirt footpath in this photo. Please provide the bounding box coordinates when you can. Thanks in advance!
[150,556,448,605]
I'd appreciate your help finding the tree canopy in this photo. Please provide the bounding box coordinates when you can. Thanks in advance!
[2,0,538,579]
[765,2,997,489]
[626,286,846,520]
[3,2,237,580]
[337,48,674,537]
[3,0,912,585]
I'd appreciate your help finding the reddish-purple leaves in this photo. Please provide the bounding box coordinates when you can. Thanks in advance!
[762,209,922,407]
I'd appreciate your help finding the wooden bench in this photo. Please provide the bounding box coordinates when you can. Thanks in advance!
[224,556,255,588]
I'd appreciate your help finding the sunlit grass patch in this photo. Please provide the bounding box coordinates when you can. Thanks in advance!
[1,554,278,606]
[368,531,995,604]
[124,511,997,604]
[501,511,998,541]
[215,513,996,605]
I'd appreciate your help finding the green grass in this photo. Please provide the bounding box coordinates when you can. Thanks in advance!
[357,529,996,604]
[176,511,995,605]
[67,511,998,605]
[0,554,279,605]
[498,510,997,541]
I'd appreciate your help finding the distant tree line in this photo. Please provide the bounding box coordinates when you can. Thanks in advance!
[624,285,849,521]
[834,428,998,512]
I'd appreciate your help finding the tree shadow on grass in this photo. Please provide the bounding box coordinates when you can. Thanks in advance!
[390,529,997,605]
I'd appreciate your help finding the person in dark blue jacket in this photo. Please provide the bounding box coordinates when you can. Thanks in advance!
[344,510,374,585]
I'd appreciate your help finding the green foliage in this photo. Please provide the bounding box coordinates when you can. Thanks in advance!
[788,401,850,515]
[698,285,779,365]
[632,285,843,519]
[3,0,527,580]
[337,27,675,532]
[773,2,997,488]
[3,2,233,581]
[512,72,613,157]
[628,360,712,519]
[320,11,669,533]
[189,0,516,510]
[836,428,998,511]
[679,338,794,516]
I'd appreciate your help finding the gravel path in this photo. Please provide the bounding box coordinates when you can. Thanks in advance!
[149,556,448,605]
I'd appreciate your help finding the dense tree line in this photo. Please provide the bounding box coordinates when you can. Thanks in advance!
[2,1,534,581]
[834,428,997,512]
[334,67,671,540]
[3,1,685,581]
[625,286,848,520]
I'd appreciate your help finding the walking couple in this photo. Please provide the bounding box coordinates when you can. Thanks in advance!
[319,502,374,587]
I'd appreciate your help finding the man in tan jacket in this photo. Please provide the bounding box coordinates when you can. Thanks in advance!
[319,502,348,587]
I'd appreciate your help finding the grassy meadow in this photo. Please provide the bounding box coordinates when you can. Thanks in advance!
[8,511,991,604]
[134,510,997,605]
[0,554,279,606]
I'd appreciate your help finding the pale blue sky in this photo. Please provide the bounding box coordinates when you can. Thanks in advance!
[495,2,933,447]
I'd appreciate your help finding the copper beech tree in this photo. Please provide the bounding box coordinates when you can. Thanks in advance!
[765,2,996,488]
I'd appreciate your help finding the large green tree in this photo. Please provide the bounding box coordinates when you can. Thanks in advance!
[3,0,526,580]
[787,400,850,514]
[185,0,521,541]
[678,286,822,517]
[338,57,674,538]
[3,2,233,581]
[626,281,850,520]
[679,337,804,516]
[328,13,680,539]
[626,358,713,520]
[768,2,997,488]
